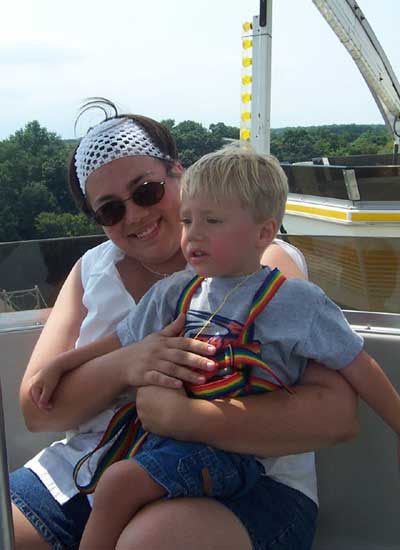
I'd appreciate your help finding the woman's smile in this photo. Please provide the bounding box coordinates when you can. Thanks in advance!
[128,218,161,240]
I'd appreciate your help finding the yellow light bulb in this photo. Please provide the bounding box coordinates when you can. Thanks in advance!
[241,93,252,103]
[242,75,252,86]
[242,57,252,68]
[241,112,251,121]
[240,128,251,140]
[242,21,252,32]
[242,39,253,50]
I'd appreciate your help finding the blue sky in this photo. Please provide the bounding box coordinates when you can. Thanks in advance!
[1,0,399,139]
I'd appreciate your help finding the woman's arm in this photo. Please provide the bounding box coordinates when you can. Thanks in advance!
[137,363,359,456]
[19,260,129,432]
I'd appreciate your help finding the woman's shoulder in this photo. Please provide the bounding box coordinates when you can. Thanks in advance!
[272,238,308,278]
[81,240,124,283]
[81,239,122,264]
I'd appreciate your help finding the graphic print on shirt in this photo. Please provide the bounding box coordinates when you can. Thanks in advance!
[175,269,292,398]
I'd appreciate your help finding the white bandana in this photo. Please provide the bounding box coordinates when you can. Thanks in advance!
[75,117,171,194]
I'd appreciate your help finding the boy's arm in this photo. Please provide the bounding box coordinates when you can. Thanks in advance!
[58,333,122,373]
[29,333,121,410]
[341,350,400,435]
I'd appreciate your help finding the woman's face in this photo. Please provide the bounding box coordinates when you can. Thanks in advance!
[85,156,183,267]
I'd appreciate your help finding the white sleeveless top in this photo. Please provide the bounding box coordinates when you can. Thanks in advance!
[26,239,317,506]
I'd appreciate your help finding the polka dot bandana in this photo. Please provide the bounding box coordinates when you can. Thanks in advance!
[75,117,171,194]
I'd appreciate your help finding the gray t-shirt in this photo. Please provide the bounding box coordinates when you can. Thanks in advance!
[117,266,363,386]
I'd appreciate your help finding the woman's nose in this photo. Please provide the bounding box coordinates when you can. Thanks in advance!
[124,198,150,224]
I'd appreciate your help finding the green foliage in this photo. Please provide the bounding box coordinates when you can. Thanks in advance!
[0,119,394,243]
[35,212,101,239]
[0,121,76,242]
[270,124,391,162]
[209,122,240,140]
[167,120,225,166]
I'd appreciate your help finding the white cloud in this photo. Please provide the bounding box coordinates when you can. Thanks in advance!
[0,0,399,139]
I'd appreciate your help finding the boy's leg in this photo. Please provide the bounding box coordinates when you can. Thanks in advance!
[80,460,166,550]
[136,439,263,499]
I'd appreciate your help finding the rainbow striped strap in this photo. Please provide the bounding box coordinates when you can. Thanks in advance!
[174,274,204,317]
[188,344,293,399]
[73,401,149,494]
[241,268,286,343]
[187,268,293,398]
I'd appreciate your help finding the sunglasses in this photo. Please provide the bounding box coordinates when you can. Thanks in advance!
[92,180,166,226]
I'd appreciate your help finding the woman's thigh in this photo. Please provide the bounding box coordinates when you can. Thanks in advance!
[116,497,253,550]
[10,467,91,550]
[12,504,51,550]
[117,477,317,550]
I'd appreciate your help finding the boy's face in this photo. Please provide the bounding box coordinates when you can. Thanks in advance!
[180,195,275,277]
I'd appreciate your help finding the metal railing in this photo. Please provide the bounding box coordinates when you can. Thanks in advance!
[0,380,15,550]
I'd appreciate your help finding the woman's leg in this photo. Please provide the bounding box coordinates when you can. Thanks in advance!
[116,477,317,550]
[116,497,253,550]
[13,504,50,550]
[10,467,91,550]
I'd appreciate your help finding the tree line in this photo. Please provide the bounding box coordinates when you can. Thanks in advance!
[0,119,392,242]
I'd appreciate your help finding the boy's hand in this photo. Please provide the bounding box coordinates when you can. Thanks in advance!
[29,368,62,411]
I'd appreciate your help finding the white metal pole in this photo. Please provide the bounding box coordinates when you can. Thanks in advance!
[0,381,15,550]
[251,0,273,154]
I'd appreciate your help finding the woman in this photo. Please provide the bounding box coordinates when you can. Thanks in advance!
[11,100,358,550]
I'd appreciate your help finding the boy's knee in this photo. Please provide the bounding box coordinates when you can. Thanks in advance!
[93,460,136,506]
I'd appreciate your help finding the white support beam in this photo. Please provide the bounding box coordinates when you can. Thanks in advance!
[251,1,273,154]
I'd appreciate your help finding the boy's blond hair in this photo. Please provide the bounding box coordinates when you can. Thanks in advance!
[181,147,288,227]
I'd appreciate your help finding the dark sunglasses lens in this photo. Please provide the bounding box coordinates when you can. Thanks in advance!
[94,202,125,226]
[92,181,165,226]
[133,181,165,207]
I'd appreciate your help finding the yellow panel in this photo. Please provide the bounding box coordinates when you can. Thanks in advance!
[351,212,400,222]
[285,203,348,221]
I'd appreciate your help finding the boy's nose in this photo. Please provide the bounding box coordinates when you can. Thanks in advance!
[187,222,204,241]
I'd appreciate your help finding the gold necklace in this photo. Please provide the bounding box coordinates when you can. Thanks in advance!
[194,268,262,339]
[140,262,169,278]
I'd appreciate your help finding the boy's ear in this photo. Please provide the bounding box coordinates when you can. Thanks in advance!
[258,218,277,247]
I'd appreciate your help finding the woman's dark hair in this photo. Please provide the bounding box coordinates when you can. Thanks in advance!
[68,97,179,216]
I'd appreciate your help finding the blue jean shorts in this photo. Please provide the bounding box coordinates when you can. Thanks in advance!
[10,466,317,550]
[134,433,264,498]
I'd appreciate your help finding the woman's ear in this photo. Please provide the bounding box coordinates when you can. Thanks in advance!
[169,161,184,177]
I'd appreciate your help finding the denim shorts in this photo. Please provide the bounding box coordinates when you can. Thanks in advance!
[10,466,317,550]
[134,433,264,498]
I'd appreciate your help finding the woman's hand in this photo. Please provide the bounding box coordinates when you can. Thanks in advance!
[120,314,217,389]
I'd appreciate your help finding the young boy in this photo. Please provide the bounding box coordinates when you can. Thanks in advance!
[30,148,400,550]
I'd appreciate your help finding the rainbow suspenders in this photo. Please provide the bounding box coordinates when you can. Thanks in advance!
[73,268,291,494]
